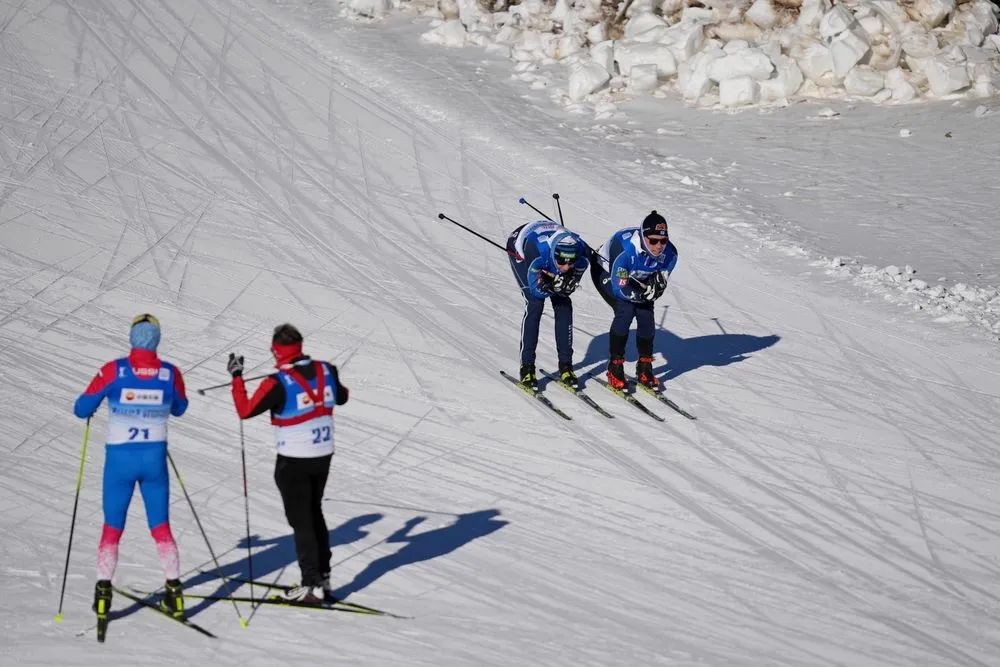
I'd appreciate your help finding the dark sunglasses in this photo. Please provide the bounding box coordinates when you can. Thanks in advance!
[645,237,668,247]
[555,256,577,265]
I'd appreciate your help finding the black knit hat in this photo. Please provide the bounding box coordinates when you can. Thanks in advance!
[642,210,668,237]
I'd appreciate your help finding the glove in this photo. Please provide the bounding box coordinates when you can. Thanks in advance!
[641,273,667,301]
[553,273,580,296]
[227,353,244,378]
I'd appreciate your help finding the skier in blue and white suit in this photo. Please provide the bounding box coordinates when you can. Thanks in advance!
[590,211,678,392]
[506,220,589,390]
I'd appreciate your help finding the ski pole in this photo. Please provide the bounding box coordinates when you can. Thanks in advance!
[196,373,269,395]
[553,193,565,226]
[54,419,91,623]
[238,420,254,606]
[167,452,248,627]
[436,213,521,259]
[518,196,555,222]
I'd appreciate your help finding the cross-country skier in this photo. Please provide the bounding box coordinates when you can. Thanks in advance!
[228,324,348,605]
[590,211,678,391]
[506,220,589,390]
[73,314,190,620]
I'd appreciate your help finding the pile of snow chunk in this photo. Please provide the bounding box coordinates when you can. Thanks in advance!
[394,0,1000,109]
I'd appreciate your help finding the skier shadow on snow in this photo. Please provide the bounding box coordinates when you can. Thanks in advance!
[579,328,780,383]
[175,512,384,617]
[329,509,508,600]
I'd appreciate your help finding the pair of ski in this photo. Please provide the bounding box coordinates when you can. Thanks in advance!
[163,577,408,618]
[86,585,216,642]
[500,368,696,422]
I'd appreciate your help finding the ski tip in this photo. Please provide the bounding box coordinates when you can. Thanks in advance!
[53,613,63,623]
[240,618,249,629]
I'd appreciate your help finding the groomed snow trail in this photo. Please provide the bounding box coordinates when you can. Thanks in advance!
[2,1,1000,665]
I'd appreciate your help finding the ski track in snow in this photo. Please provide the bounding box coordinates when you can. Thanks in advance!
[1,0,1000,665]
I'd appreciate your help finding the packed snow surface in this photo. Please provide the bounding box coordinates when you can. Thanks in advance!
[2,1,1000,666]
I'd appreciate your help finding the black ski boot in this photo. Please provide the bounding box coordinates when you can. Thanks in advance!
[161,579,185,619]
[519,364,538,391]
[557,363,578,391]
[93,579,112,643]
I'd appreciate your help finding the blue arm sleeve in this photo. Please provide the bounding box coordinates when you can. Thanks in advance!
[609,253,640,302]
[171,396,189,417]
[74,393,104,419]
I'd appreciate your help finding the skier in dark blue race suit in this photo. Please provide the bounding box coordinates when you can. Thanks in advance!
[590,211,678,392]
[506,221,589,390]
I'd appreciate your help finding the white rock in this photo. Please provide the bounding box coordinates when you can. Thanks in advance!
[798,0,832,30]
[872,88,893,103]
[708,49,774,82]
[925,56,971,95]
[914,0,955,29]
[974,104,992,117]
[858,15,884,37]
[682,7,716,23]
[820,5,856,40]
[615,42,678,78]
[901,28,939,59]
[886,67,918,101]
[567,61,611,100]
[759,56,804,101]
[884,265,902,276]
[723,40,750,54]
[911,279,929,290]
[831,256,845,267]
[899,128,912,137]
[844,66,885,96]
[590,40,615,75]
[719,76,760,106]
[348,0,392,17]
[817,106,840,117]
[662,22,705,63]
[745,0,779,30]
[678,47,724,101]
[830,29,870,78]
[624,13,670,41]
[629,64,660,92]
[796,42,835,84]
[586,22,607,45]
[421,20,468,47]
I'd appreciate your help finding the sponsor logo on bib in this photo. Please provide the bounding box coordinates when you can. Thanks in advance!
[121,388,164,405]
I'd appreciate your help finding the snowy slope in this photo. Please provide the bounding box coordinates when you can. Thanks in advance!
[2,1,1000,665]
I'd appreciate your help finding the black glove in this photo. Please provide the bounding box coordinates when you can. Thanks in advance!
[553,273,580,296]
[227,353,244,378]
[641,273,667,301]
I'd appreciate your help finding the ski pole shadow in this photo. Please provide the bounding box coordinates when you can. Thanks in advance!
[180,513,383,618]
[330,509,508,600]
[580,328,779,383]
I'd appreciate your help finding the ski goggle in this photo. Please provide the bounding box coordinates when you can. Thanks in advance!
[554,251,577,266]
[131,313,160,327]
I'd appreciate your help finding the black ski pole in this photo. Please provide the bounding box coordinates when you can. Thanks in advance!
[196,374,269,395]
[518,197,555,222]
[437,213,520,259]
[167,452,248,627]
[238,420,254,606]
[54,418,91,623]
[553,193,565,225]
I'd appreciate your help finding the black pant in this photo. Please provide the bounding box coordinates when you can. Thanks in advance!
[591,261,655,359]
[274,454,332,587]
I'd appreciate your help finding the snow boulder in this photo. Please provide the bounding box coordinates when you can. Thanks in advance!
[745,0,780,30]
[924,56,972,95]
[678,46,725,101]
[719,76,760,106]
[708,49,774,82]
[568,60,611,100]
[348,0,393,18]
[759,55,804,101]
[590,40,615,75]
[629,63,660,92]
[795,41,835,84]
[844,66,885,95]
[615,42,678,78]
[421,20,468,47]
[830,28,870,78]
